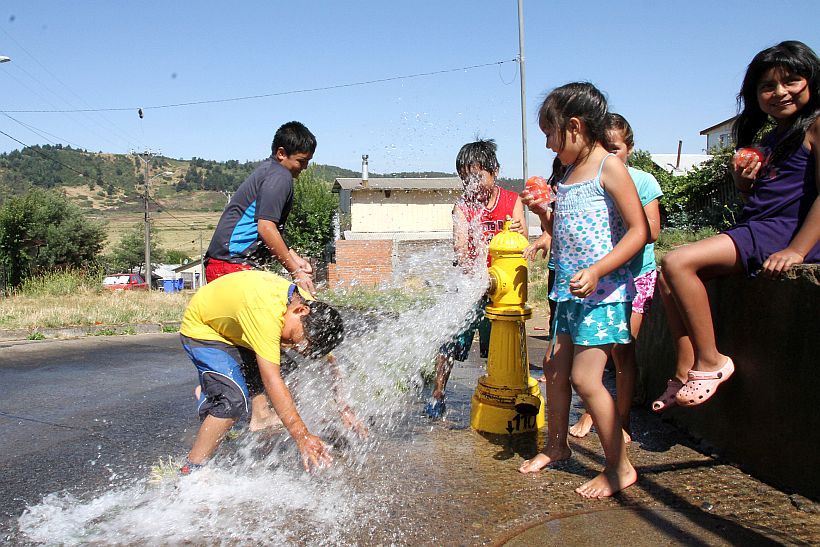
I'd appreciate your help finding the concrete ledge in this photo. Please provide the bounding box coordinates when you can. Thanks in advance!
[0,322,181,342]
[636,264,820,499]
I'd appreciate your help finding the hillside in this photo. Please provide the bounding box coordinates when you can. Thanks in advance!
[0,146,475,255]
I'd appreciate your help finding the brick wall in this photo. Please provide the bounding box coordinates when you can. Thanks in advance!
[327,240,394,288]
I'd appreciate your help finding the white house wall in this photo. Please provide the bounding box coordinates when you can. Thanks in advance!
[351,190,459,232]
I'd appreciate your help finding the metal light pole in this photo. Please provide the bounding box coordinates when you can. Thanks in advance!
[517,0,528,186]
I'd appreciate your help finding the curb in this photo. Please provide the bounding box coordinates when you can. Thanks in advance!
[0,321,182,343]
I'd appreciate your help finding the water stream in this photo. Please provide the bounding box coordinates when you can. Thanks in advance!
[18,242,492,545]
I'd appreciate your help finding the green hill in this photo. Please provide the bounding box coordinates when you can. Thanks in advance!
[0,145,479,212]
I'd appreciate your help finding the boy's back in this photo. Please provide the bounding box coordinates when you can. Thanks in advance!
[181,270,311,364]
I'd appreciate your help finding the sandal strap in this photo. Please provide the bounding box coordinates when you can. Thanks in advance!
[687,369,722,381]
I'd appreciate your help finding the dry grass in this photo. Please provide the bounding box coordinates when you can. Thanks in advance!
[0,289,191,330]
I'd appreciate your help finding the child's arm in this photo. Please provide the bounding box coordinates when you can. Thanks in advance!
[570,156,648,297]
[762,118,820,277]
[327,354,369,438]
[452,206,472,267]
[523,231,551,260]
[645,199,661,243]
[258,220,316,294]
[257,354,332,471]
[506,195,528,235]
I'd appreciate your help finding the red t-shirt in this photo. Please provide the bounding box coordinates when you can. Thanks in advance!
[456,187,518,265]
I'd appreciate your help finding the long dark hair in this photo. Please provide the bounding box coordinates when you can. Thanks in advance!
[537,82,609,160]
[733,40,820,165]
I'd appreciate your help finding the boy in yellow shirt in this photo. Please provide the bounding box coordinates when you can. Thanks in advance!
[179,269,365,473]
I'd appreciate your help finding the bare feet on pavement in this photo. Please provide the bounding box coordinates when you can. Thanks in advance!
[575,464,637,499]
[518,446,572,473]
[569,413,632,444]
[569,413,593,438]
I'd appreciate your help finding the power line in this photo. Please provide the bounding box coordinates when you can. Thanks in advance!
[3,59,518,114]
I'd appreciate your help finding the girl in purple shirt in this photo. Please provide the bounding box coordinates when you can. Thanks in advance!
[653,40,820,411]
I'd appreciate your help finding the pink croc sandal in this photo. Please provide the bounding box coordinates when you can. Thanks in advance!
[675,358,735,407]
[651,378,684,412]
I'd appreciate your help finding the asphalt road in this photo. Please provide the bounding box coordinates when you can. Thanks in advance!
[0,334,198,541]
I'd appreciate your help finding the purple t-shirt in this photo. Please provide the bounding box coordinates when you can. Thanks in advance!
[725,133,819,274]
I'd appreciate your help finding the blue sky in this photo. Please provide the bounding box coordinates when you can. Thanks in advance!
[1,1,818,179]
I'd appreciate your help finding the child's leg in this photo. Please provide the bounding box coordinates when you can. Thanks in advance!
[611,311,644,440]
[519,333,573,473]
[660,235,743,373]
[249,394,282,431]
[432,352,454,401]
[187,415,236,465]
[570,344,637,498]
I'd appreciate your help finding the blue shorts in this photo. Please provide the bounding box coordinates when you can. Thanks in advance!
[180,334,261,421]
[553,300,632,346]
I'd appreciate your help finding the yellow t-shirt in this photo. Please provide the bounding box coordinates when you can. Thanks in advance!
[180,270,312,364]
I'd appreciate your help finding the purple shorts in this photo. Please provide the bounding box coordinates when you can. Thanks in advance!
[631,270,657,315]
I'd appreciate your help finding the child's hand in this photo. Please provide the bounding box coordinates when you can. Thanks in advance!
[519,190,549,214]
[732,149,763,191]
[296,433,333,472]
[293,272,316,296]
[569,268,600,298]
[761,247,805,279]
[339,406,369,439]
[506,215,526,235]
[522,240,549,260]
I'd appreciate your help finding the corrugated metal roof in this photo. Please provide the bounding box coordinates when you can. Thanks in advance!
[333,177,462,191]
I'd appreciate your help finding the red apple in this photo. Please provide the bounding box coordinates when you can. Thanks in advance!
[734,147,765,170]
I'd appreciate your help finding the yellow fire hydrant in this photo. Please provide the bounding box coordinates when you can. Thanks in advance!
[470,221,545,434]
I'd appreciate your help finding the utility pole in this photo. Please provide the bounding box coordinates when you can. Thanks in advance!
[517,0,528,186]
[133,150,155,289]
[143,152,151,290]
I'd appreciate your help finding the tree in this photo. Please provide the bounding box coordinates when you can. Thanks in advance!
[0,189,106,288]
[284,167,338,259]
[109,223,166,274]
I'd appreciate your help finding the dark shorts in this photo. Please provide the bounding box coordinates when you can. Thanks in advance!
[180,334,265,421]
[440,298,491,361]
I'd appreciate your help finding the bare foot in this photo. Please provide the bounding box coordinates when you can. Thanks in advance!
[518,447,572,474]
[575,465,637,498]
[249,412,283,432]
[622,429,632,445]
[569,413,594,438]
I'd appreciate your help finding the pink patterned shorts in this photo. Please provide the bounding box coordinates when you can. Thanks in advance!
[632,269,658,315]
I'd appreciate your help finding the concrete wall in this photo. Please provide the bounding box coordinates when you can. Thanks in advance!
[351,190,458,232]
[635,265,820,499]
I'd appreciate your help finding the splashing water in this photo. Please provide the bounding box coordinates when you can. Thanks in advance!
[17,234,492,544]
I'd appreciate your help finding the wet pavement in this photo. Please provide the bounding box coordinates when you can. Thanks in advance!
[353,328,820,545]
[1,331,818,545]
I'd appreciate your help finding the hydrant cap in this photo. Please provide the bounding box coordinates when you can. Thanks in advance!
[489,221,529,255]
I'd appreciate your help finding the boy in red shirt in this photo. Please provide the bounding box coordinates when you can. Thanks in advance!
[426,139,527,418]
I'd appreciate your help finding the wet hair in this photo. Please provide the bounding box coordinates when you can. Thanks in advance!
[537,82,609,156]
[272,121,317,156]
[606,112,634,149]
[302,300,344,358]
[733,40,820,165]
[455,139,500,178]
